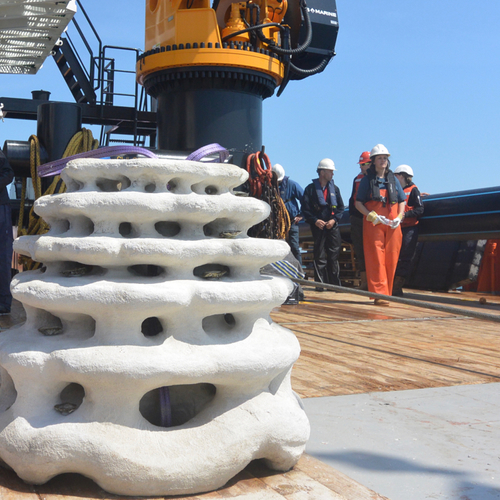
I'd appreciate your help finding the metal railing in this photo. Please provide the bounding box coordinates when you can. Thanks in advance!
[67,0,152,146]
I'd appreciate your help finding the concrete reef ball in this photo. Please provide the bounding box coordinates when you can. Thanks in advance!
[0,158,309,496]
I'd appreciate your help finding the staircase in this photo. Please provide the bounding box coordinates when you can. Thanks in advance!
[53,37,97,104]
[49,0,155,147]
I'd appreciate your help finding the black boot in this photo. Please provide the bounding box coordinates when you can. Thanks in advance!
[392,276,405,297]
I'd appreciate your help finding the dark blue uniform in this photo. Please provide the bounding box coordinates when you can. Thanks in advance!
[302,179,345,285]
[278,176,304,266]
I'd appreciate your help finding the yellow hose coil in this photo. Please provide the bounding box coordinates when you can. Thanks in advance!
[18,129,99,270]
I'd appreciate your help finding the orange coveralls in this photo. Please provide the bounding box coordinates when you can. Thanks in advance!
[363,189,403,296]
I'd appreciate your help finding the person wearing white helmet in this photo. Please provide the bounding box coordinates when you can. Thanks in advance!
[272,163,304,266]
[348,151,371,290]
[354,144,406,306]
[392,164,424,296]
[302,158,345,289]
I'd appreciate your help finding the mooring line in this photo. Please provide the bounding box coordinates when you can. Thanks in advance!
[292,278,500,324]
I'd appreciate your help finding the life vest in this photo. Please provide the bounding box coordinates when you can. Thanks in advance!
[313,178,337,209]
[366,170,398,206]
[402,184,420,227]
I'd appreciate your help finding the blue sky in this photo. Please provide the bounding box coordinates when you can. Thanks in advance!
[1,0,499,200]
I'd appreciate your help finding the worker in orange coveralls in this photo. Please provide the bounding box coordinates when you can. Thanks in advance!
[354,144,406,306]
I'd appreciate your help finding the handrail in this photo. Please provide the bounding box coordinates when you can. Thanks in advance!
[74,0,103,91]
[100,45,141,145]
[58,3,152,146]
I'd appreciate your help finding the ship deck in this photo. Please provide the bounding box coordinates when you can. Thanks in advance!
[1,286,499,499]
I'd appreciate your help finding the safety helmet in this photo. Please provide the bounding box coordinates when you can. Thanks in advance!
[272,163,285,182]
[358,151,371,164]
[369,144,390,158]
[394,164,414,176]
[317,158,336,171]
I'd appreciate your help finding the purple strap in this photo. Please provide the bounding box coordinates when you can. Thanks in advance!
[186,143,229,163]
[38,146,159,177]
[38,143,229,178]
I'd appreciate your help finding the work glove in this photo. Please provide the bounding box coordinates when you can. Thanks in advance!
[391,213,404,229]
[366,211,384,226]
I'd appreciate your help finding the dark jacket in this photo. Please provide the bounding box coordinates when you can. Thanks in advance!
[0,151,14,205]
[348,173,365,218]
[302,179,345,225]
[402,183,424,227]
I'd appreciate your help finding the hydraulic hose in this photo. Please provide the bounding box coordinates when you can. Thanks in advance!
[221,22,283,43]
[256,0,312,56]
[288,51,334,77]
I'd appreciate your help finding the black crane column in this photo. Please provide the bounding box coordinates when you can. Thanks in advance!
[142,66,276,167]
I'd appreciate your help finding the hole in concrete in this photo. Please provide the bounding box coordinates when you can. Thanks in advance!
[59,313,96,340]
[194,264,230,280]
[141,317,164,337]
[64,178,84,192]
[54,383,85,416]
[202,313,236,335]
[203,223,214,236]
[37,312,64,336]
[145,182,156,193]
[191,182,219,195]
[96,176,131,192]
[0,366,17,412]
[139,383,216,427]
[155,221,181,237]
[203,219,241,239]
[128,265,164,277]
[60,262,103,278]
[50,219,70,235]
[167,179,180,192]
[71,216,94,236]
[119,222,135,238]
[205,185,218,195]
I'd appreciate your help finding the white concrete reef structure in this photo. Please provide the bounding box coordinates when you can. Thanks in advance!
[0,158,309,496]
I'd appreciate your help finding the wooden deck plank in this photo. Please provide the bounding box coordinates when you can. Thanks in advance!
[295,330,499,379]
[2,288,500,499]
[271,290,500,399]
[294,455,389,500]
[296,330,500,378]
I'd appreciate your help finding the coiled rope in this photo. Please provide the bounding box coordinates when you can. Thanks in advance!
[245,150,290,240]
[17,129,99,270]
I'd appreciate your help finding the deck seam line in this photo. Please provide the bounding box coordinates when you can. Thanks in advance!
[277,315,465,326]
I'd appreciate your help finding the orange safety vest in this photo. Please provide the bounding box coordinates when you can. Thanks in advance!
[353,173,364,199]
[402,184,420,228]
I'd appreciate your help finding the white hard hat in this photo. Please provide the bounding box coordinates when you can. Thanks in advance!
[394,164,414,176]
[272,163,285,182]
[317,158,336,171]
[370,144,390,158]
